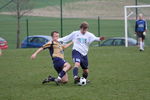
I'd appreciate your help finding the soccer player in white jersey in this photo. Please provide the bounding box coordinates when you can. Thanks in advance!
[59,22,105,84]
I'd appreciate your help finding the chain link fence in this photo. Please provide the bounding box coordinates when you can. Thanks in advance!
[0,0,149,48]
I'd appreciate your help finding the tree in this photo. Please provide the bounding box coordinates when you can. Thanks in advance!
[12,0,33,48]
[0,0,32,48]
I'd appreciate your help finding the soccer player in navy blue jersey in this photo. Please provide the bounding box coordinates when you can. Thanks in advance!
[135,14,147,51]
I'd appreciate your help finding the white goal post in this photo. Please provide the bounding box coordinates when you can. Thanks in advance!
[124,5,150,47]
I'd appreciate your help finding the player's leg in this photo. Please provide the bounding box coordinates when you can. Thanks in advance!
[61,73,68,84]
[82,69,90,83]
[72,50,82,83]
[139,37,144,51]
[73,62,81,84]
[63,62,72,72]
[42,75,56,84]
[137,32,144,51]
[42,57,64,85]
[82,69,89,79]
[73,62,80,78]
[81,55,90,83]
[55,62,72,85]
[142,33,145,50]
[57,62,71,80]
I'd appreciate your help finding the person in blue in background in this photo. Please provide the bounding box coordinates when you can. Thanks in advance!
[135,13,147,51]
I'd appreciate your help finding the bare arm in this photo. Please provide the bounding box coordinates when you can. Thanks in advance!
[31,47,44,59]
[63,41,73,49]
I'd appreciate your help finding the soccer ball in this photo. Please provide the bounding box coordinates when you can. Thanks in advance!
[78,77,86,86]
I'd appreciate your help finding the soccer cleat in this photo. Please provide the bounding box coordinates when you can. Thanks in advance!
[54,78,61,86]
[42,76,52,84]
[74,76,80,84]
[86,79,90,83]
[139,49,144,51]
[42,79,49,84]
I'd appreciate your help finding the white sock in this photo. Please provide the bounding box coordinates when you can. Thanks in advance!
[142,42,145,49]
[74,76,78,79]
[140,41,143,50]
[57,76,61,80]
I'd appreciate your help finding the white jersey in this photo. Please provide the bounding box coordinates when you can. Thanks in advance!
[58,30,100,56]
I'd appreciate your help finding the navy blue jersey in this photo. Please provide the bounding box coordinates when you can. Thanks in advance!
[135,20,147,32]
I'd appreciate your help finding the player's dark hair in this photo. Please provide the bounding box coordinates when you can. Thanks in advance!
[51,31,59,37]
[80,21,89,29]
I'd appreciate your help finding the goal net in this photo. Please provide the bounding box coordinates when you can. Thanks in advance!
[124,5,150,47]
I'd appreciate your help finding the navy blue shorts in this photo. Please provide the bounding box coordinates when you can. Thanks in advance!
[52,57,66,73]
[72,50,88,69]
[137,32,145,40]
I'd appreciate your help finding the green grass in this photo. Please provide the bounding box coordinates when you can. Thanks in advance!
[0,47,150,100]
[140,0,150,4]
[0,15,124,49]
[1,15,150,49]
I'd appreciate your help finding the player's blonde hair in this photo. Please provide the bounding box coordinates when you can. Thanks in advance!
[139,13,143,19]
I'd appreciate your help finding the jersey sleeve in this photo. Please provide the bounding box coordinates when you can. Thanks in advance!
[42,42,52,49]
[58,31,75,42]
[145,20,147,31]
[89,33,100,44]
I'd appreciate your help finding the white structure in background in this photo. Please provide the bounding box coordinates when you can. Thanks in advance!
[124,5,150,47]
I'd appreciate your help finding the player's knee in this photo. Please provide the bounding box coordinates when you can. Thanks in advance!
[68,63,72,68]
[75,62,80,67]
[66,63,72,69]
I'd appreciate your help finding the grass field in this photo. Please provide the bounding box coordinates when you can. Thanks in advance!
[0,15,124,49]
[1,15,150,49]
[0,1,150,100]
[0,47,150,100]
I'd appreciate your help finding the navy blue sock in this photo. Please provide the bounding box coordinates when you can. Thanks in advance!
[73,67,78,77]
[48,76,55,81]
[59,70,66,78]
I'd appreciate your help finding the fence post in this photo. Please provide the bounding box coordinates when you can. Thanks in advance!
[98,16,101,46]
[60,0,63,37]
[26,19,29,46]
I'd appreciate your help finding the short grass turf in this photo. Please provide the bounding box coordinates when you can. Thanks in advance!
[0,15,124,49]
[0,15,150,49]
[0,47,150,100]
